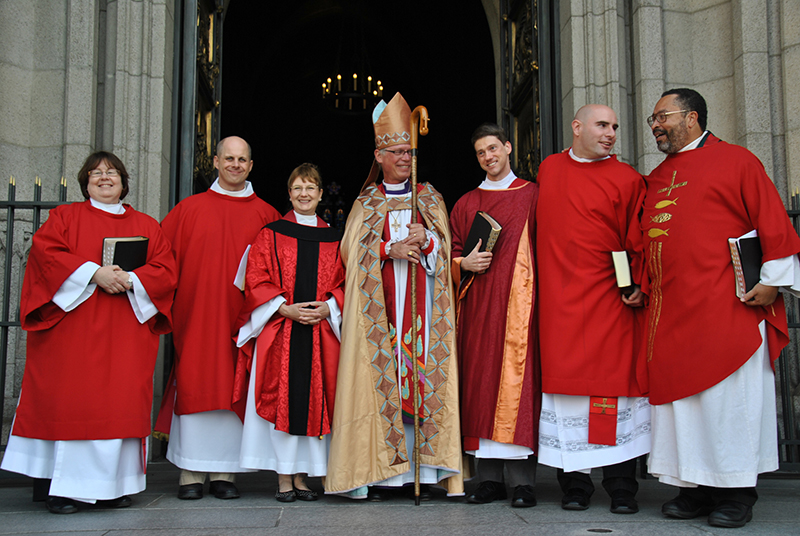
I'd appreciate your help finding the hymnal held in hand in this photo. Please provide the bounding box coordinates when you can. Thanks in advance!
[461,211,502,280]
[728,230,761,299]
[102,236,149,271]
[611,251,633,296]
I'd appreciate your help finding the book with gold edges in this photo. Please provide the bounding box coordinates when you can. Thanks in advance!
[728,230,761,298]
[461,211,502,282]
[102,236,149,271]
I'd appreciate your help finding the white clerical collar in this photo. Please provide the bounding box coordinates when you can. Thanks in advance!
[569,148,611,163]
[210,178,254,197]
[678,131,710,153]
[479,170,516,190]
[384,180,411,195]
[294,211,318,227]
[90,197,125,214]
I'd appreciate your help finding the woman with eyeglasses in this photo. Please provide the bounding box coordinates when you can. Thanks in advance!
[0,151,177,514]
[233,163,344,502]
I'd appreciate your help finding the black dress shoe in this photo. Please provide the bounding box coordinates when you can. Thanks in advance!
[661,492,713,519]
[91,495,132,509]
[45,496,78,514]
[707,500,753,528]
[609,489,638,514]
[367,487,391,502]
[466,480,507,504]
[177,483,203,500]
[294,487,319,501]
[405,484,433,501]
[275,489,296,502]
[209,480,240,500]
[561,488,590,510]
[511,485,536,508]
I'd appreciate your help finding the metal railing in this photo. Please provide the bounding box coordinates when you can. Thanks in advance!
[0,177,68,432]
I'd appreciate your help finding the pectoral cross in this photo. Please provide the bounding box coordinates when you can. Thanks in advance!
[657,171,688,196]
[592,398,616,414]
[389,211,401,232]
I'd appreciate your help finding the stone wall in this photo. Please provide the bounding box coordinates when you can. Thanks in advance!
[0,0,174,445]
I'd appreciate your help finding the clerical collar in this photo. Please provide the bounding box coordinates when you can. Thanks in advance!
[293,211,318,227]
[210,178,254,197]
[569,148,611,163]
[90,197,125,214]
[479,170,516,190]
[383,180,411,195]
[678,131,710,153]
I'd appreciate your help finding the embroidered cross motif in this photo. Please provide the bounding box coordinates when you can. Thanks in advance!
[657,171,688,196]
[592,398,616,414]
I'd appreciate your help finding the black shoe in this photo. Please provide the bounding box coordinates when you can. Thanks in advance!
[466,481,507,504]
[707,501,753,528]
[561,488,590,510]
[209,480,240,500]
[45,496,78,514]
[177,483,203,500]
[511,485,536,508]
[294,487,319,501]
[661,492,714,519]
[275,489,296,502]
[405,484,433,501]
[91,495,132,509]
[609,489,638,514]
[367,487,391,502]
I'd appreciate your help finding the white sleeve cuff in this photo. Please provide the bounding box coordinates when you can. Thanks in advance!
[325,296,342,342]
[126,272,158,323]
[52,262,99,312]
[236,295,286,347]
[763,255,800,297]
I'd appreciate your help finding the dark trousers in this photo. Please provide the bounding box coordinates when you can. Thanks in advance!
[678,485,758,507]
[477,455,538,488]
[557,458,638,497]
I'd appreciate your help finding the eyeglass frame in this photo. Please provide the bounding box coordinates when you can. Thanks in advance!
[383,149,413,157]
[646,110,691,127]
[89,169,120,177]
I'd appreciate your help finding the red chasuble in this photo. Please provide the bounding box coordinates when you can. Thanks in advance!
[232,213,344,436]
[537,154,648,399]
[643,134,800,404]
[450,179,540,451]
[155,190,279,426]
[13,201,177,441]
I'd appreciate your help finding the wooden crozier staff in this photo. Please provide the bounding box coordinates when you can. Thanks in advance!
[409,105,429,506]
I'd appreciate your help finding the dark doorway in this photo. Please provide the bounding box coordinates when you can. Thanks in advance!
[221,1,496,217]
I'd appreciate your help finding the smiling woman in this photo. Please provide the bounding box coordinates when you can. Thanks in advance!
[0,151,178,514]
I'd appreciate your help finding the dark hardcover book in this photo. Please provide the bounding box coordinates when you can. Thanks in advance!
[461,211,502,282]
[728,231,762,298]
[102,236,149,271]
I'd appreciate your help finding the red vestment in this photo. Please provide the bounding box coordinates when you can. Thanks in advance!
[450,179,540,451]
[536,154,648,398]
[642,134,800,404]
[155,189,279,428]
[13,201,176,440]
[232,213,344,436]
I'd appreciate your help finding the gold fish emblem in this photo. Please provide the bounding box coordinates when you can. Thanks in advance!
[655,198,678,209]
[648,228,669,238]
[650,213,672,224]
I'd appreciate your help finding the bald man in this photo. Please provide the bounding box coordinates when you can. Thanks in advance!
[155,136,280,500]
[535,105,649,514]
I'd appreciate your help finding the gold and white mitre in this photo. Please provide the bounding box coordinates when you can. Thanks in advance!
[373,93,411,149]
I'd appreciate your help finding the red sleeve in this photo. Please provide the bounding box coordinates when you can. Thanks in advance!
[133,216,178,335]
[20,205,89,331]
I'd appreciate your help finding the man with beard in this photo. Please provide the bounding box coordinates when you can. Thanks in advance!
[642,88,800,528]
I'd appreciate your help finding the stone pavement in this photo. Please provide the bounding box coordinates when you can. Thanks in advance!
[1,461,799,535]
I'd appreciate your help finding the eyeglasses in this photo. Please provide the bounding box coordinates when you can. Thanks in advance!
[291,186,319,193]
[90,169,120,177]
[384,149,412,157]
[646,110,690,127]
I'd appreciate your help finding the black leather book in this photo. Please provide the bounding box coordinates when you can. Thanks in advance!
[102,236,149,271]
